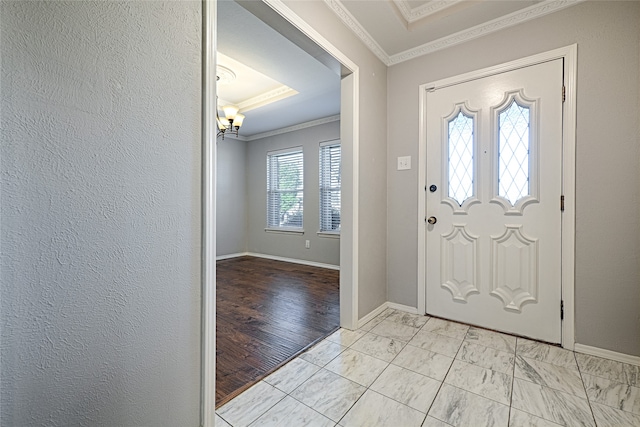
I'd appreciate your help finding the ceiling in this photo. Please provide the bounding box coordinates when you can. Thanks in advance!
[217,0,341,139]
[218,0,582,138]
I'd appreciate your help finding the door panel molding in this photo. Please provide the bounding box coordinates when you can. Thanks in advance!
[490,89,540,216]
[442,102,481,214]
[417,44,577,349]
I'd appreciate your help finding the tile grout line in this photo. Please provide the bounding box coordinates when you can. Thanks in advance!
[334,313,431,426]
[334,314,405,427]
[421,320,469,425]
[507,338,519,426]
[575,350,599,427]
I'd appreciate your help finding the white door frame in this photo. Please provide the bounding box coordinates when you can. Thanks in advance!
[417,45,577,350]
[201,1,361,425]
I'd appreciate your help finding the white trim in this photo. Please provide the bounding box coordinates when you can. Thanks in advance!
[357,302,389,328]
[574,343,640,367]
[261,0,360,331]
[325,0,583,66]
[561,44,578,350]
[264,228,305,235]
[389,1,583,65]
[417,45,577,350]
[317,231,340,238]
[347,72,359,330]
[246,115,340,141]
[236,86,298,113]
[356,301,421,328]
[387,302,420,315]
[200,0,216,425]
[216,252,248,261]
[247,252,340,271]
[319,138,341,148]
[322,0,390,65]
[266,145,303,157]
[393,0,465,25]
[417,84,427,315]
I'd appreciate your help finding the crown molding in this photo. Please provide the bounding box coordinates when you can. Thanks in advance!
[326,0,584,67]
[245,115,340,141]
[322,0,390,65]
[237,86,299,113]
[394,0,464,24]
[389,0,584,64]
[218,85,298,113]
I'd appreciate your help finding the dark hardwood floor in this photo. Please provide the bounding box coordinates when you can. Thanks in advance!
[216,256,340,407]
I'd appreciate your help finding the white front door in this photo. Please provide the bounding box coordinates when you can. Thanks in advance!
[425,59,563,343]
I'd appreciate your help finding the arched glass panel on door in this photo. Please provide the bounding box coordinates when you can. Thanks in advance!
[448,111,474,206]
[498,100,530,205]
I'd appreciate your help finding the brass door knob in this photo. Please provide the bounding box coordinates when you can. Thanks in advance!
[427,216,437,224]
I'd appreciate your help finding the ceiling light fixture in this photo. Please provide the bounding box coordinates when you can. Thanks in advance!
[216,104,245,139]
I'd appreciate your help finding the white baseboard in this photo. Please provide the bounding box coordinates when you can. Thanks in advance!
[246,252,340,270]
[387,302,420,315]
[216,252,249,261]
[356,302,422,328]
[357,302,389,328]
[574,343,640,367]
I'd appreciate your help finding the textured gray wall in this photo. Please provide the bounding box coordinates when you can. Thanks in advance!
[282,0,389,319]
[387,1,640,356]
[1,1,202,425]
[246,121,341,266]
[217,138,248,256]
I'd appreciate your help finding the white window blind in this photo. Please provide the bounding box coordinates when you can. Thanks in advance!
[319,141,341,233]
[267,148,304,229]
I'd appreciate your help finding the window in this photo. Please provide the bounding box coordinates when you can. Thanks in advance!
[498,100,530,205]
[448,111,474,206]
[319,141,341,233]
[267,148,304,230]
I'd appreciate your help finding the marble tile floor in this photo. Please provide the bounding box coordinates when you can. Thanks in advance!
[216,308,640,427]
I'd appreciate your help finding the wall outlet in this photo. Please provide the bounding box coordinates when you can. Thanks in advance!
[397,156,411,170]
[305,240,310,249]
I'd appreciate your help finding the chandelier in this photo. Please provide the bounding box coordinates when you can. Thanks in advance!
[217,105,245,139]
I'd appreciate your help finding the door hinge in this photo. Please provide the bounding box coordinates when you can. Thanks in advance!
[562,85,566,103]
[560,195,565,211]
[561,300,564,320]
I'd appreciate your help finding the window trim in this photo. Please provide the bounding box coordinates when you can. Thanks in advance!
[319,139,341,234]
[266,146,304,231]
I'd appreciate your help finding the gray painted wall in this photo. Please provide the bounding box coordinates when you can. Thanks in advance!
[217,138,248,256]
[246,121,341,265]
[1,2,202,425]
[387,1,640,356]
[283,1,389,319]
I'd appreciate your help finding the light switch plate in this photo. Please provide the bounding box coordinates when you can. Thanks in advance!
[397,156,411,170]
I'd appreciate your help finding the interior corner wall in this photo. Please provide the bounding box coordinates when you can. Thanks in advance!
[387,0,640,356]
[217,138,248,256]
[246,121,340,265]
[1,2,202,424]
[281,0,388,320]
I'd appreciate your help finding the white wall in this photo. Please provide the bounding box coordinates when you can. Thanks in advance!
[387,1,640,356]
[1,2,202,424]
[282,0,388,319]
[217,138,248,256]
[246,121,341,266]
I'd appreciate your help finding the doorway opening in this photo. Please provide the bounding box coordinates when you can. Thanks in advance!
[205,0,361,413]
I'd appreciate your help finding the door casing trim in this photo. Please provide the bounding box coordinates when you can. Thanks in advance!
[417,44,577,349]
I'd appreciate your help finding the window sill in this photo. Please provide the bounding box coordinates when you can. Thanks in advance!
[317,231,340,239]
[265,228,305,235]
